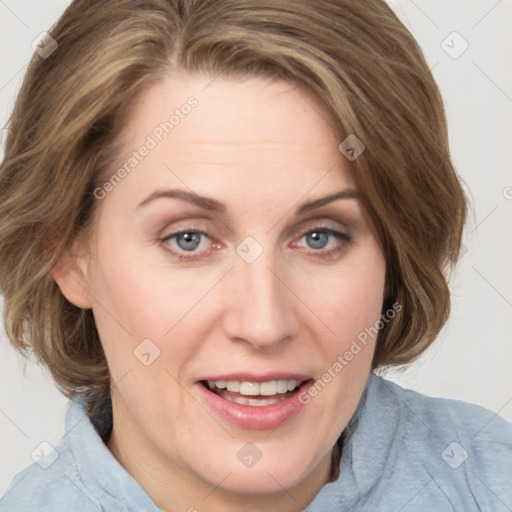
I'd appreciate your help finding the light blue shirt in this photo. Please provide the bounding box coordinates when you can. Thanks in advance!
[1,374,511,511]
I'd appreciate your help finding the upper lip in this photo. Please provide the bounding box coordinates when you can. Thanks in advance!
[197,372,313,383]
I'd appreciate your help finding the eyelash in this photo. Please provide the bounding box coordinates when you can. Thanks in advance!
[160,225,352,261]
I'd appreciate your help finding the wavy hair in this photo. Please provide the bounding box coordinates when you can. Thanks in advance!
[0,0,467,398]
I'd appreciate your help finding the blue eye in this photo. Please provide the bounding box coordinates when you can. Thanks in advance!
[299,228,350,254]
[175,232,202,251]
[161,230,211,259]
[305,231,329,249]
[160,226,351,261]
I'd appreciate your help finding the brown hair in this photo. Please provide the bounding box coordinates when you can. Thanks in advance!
[0,0,467,398]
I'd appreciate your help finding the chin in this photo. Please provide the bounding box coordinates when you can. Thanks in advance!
[206,467,301,496]
[192,442,328,496]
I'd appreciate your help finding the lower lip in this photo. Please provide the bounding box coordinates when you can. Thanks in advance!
[196,381,313,430]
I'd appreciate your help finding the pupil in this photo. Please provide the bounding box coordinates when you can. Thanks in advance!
[307,231,328,249]
[177,232,201,251]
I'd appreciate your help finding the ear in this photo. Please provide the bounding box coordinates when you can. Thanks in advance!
[52,240,94,309]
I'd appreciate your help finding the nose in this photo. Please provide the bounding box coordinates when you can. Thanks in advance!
[222,251,299,349]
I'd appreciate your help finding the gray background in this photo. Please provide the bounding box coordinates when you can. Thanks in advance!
[1,0,511,495]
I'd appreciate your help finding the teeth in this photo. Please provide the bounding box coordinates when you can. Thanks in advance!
[226,381,240,392]
[287,379,298,391]
[210,379,302,397]
[224,395,288,406]
[276,380,288,393]
[259,381,277,396]
[240,382,260,395]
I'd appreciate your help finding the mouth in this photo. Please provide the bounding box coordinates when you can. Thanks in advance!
[201,378,305,407]
[196,375,314,430]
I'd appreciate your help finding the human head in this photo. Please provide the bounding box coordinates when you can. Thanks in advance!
[0,0,466,396]
[0,0,466,499]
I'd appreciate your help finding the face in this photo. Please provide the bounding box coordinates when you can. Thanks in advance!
[57,74,386,507]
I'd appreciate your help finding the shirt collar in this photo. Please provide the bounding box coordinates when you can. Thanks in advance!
[64,392,164,511]
[307,374,404,510]
[64,373,399,511]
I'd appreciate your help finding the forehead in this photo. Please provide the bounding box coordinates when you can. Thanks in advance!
[122,73,340,144]
[101,74,356,212]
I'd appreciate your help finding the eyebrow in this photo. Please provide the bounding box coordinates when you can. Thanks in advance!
[296,189,359,214]
[137,188,359,215]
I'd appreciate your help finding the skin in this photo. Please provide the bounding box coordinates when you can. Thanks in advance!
[53,74,387,512]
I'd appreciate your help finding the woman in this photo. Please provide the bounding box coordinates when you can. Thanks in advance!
[0,0,510,510]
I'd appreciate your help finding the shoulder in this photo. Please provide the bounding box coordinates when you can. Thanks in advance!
[0,393,159,512]
[372,375,512,510]
[376,375,512,440]
[0,395,107,511]
[0,439,101,511]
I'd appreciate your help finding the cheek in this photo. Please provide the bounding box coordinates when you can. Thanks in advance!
[87,242,218,379]
[87,220,166,333]
[295,251,386,352]
[88,215,385,374]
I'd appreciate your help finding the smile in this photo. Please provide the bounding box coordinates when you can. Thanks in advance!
[205,379,304,406]
[197,375,313,430]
